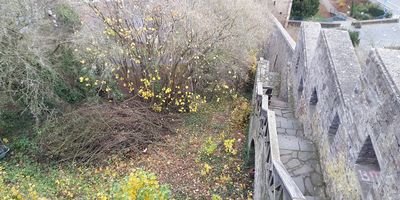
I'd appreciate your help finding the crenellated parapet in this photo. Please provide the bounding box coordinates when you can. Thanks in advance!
[255,15,400,200]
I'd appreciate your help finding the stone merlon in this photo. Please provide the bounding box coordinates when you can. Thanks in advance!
[255,14,400,199]
[372,48,400,101]
[321,29,362,107]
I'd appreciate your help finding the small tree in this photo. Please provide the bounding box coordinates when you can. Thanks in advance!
[0,0,84,127]
[291,0,320,20]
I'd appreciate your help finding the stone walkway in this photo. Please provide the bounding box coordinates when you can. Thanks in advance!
[270,97,327,199]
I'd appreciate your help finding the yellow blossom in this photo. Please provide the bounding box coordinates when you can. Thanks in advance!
[201,163,212,175]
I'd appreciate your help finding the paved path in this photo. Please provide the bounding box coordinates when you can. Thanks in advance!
[349,22,400,61]
[270,97,327,199]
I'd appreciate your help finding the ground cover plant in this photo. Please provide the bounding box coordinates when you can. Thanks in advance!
[0,97,252,199]
[350,2,392,20]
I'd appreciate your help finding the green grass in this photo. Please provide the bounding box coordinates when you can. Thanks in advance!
[0,135,125,199]
[184,99,228,131]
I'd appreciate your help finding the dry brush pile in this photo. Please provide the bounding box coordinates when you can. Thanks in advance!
[38,98,179,164]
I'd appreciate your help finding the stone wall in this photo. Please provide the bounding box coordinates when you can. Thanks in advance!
[261,12,400,199]
[265,16,296,102]
[351,48,400,199]
[267,0,293,27]
[288,22,400,199]
[247,59,270,200]
[292,26,363,199]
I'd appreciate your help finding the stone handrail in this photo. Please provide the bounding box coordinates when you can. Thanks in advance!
[254,79,306,200]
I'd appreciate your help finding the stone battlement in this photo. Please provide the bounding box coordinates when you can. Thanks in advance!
[254,15,400,200]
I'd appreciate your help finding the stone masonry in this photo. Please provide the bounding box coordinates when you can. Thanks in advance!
[261,15,400,200]
[267,0,293,27]
[248,59,327,200]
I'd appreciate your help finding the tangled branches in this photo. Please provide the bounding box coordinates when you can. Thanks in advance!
[38,99,179,164]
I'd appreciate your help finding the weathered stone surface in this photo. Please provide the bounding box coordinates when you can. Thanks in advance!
[299,140,315,152]
[278,135,300,150]
[299,152,315,161]
[280,119,294,129]
[305,176,315,194]
[272,96,326,198]
[284,20,400,200]
[287,158,302,169]
[265,16,295,101]
[286,129,297,136]
[277,127,286,134]
[293,176,306,194]
[252,14,400,200]
[311,172,323,186]
[281,154,292,164]
[293,165,314,175]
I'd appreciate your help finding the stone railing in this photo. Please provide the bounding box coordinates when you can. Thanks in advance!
[254,80,306,200]
[352,17,399,28]
[288,20,342,28]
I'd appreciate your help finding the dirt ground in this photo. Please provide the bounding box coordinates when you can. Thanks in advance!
[134,99,253,199]
[320,3,333,18]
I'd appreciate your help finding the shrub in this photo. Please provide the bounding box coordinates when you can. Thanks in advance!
[229,97,251,131]
[351,3,391,20]
[0,0,84,126]
[75,0,270,113]
[0,103,34,135]
[201,137,219,156]
[291,0,320,20]
[367,4,385,17]
[51,47,87,103]
[55,4,81,31]
[116,169,171,200]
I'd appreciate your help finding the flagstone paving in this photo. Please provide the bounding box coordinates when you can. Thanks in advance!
[270,97,327,199]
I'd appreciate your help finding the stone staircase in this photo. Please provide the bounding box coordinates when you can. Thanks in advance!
[270,97,327,199]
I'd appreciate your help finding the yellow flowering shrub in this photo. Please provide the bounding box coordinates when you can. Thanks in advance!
[75,0,269,113]
[201,137,218,156]
[223,139,237,155]
[212,194,223,200]
[117,170,171,200]
[201,163,212,176]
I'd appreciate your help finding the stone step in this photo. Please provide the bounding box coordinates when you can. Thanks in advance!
[278,135,316,152]
[270,97,291,108]
[275,116,302,130]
